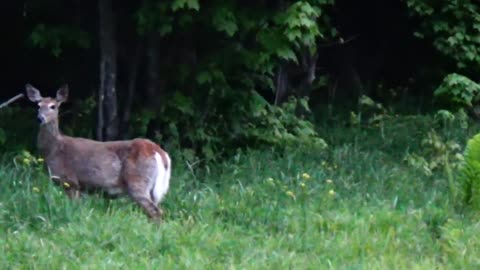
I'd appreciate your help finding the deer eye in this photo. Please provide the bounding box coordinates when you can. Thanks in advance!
[49,104,56,110]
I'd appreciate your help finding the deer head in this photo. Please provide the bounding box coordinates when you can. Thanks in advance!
[25,84,68,125]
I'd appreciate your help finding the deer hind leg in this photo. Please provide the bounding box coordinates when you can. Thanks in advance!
[124,141,165,220]
[125,173,162,220]
[128,187,162,220]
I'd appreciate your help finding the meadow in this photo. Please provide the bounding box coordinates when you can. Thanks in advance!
[1,113,480,269]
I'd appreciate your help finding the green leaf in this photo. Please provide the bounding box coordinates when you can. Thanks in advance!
[172,0,199,11]
[276,47,298,63]
[159,24,172,36]
[434,73,480,107]
[172,92,194,116]
[212,8,238,37]
[285,29,302,42]
[196,71,212,85]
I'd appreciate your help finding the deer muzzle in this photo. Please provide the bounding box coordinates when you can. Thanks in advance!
[37,114,46,124]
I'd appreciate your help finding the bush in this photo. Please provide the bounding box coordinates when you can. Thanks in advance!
[132,90,327,164]
[460,133,480,209]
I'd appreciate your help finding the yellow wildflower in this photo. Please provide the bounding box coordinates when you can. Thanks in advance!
[266,177,275,186]
[63,182,70,188]
[286,191,296,200]
[328,189,336,196]
[299,182,306,188]
[32,187,40,193]
[302,173,311,180]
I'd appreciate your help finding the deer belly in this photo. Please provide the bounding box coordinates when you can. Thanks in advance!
[104,186,124,195]
[73,156,123,189]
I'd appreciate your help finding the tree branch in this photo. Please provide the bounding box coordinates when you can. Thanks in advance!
[318,35,360,48]
[0,93,24,109]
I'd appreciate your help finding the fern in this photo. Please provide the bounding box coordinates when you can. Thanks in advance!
[460,133,480,209]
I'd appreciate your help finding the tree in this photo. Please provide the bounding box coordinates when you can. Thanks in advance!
[98,0,119,140]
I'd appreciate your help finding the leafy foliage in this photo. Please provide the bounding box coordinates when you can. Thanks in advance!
[129,0,337,164]
[253,0,336,75]
[407,0,480,117]
[171,0,200,11]
[29,24,91,57]
[276,1,328,50]
[407,0,480,70]
[136,90,326,164]
[212,7,238,37]
[434,73,480,108]
[403,110,465,202]
[61,95,97,138]
[460,133,480,209]
[136,2,175,36]
[0,107,37,152]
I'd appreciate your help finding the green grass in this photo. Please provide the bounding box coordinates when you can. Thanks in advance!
[1,114,480,269]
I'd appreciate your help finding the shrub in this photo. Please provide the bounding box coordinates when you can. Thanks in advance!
[460,133,480,209]
[132,90,326,164]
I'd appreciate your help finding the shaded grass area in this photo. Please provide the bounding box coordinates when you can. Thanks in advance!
[1,114,480,269]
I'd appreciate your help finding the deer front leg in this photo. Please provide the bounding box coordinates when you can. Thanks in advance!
[64,185,80,199]
[54,175,80,199]
[48,166,80,199]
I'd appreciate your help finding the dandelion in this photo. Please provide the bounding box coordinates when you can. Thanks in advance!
[286,191,296,200]
[32,187,40,193]
[326,179,333,184]
[63,182,70,188]
[302,173,311,180]
[266,177,275,187]
[328,189,336,196]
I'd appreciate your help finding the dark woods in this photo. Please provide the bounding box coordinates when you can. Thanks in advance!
[1,0,478,160]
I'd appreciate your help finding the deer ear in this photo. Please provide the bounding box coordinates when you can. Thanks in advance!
[25,84,43,102]
[56,84,69,103]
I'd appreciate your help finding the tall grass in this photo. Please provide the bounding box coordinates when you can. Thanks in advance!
[1,114,480,269]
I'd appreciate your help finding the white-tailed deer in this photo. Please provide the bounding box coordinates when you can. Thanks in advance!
[26,84,171,220]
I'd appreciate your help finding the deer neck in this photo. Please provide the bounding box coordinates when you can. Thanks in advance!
[38,119,62,156]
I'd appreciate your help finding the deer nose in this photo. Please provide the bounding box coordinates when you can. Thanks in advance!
[37,115,45,124]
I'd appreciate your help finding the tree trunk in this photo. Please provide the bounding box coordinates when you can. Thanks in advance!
[120,43,142,138]
[274,64,289,105]
[298,47,319,97]
[145,33,160,108]
[98,0,119,141]
[96,82,104,141]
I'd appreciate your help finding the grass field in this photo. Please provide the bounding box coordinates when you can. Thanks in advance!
[1,114,480,269]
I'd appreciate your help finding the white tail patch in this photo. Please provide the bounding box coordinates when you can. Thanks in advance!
[152,152,171,204]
